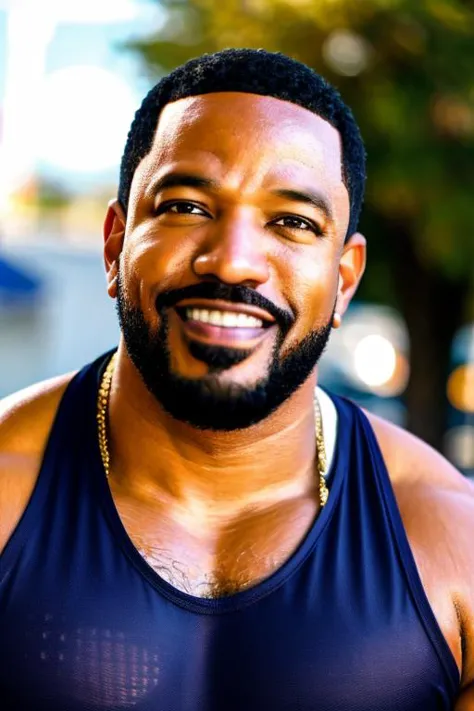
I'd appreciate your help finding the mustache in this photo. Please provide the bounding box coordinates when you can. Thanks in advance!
[155,282,294,333]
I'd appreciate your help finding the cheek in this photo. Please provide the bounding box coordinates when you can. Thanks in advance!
[283,250,339,333]
[121,224,195,307]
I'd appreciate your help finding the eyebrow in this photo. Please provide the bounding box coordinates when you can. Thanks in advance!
[150,172,218,195]
[270,188,334,222]
[150,172,334,221]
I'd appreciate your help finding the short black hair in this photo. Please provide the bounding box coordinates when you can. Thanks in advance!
[118,48,366,238]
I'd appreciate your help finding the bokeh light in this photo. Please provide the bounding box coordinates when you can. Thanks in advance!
[322,30,372,76]
[354,334,397,387]
[447,364,474,413]
[445,426,474,471]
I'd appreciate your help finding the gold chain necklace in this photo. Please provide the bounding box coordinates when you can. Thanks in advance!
[97,352,329,508]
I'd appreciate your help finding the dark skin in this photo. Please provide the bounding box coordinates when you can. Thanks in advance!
[1,93,474,706]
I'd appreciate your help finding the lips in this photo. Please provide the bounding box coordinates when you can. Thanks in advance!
[173,299,276,348]
[175,298,276,325]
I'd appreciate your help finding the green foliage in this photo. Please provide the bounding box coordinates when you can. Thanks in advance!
[35,178,71,213]
[127,0,474,298]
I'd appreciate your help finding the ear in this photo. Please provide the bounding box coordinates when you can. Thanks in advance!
[336,232,366,318]
[104,199,126,299]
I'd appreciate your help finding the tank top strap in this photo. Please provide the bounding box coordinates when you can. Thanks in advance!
[344,401,460,695]
[0,350,114,583]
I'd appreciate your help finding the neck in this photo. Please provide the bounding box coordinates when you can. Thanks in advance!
[107,344,320,518]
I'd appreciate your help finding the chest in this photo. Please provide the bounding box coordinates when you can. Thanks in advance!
[0,473,458,711]
[112,489,462,674]
[113,492,320,598]
[1,573,455,711]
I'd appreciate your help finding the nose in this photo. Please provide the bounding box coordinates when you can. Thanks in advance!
[192,210,270,287]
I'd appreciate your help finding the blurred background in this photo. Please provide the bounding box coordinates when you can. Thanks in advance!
[0,0,473,475]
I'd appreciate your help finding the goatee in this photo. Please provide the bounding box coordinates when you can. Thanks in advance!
[116,273,333,431]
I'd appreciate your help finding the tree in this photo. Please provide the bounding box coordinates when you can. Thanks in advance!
[127,0,474,450]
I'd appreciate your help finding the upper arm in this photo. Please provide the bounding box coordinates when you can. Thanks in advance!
[0,373,75,554]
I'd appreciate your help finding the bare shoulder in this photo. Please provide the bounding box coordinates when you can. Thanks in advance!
[0,373,76,453]
[366,410,474,686]
[366,410,472,493]
[366,409,474,553]
[0,372,76,554]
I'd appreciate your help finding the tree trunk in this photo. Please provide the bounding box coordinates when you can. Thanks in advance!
[388,222,469,452]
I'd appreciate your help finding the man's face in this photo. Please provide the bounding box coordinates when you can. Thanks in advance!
[109,92,362,430]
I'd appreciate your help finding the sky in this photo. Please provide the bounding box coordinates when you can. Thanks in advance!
[0,0,164,194]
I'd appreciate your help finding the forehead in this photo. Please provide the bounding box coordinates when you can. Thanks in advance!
[136,92,347,202]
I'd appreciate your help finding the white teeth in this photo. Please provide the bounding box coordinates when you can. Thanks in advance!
[185,308,264,329]
[222,313,236,327]
[195,309,208,323]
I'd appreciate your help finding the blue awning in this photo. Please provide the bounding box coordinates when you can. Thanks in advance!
[0,255,42,304]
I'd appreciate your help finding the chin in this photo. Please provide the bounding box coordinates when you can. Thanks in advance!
[116,280,333,430]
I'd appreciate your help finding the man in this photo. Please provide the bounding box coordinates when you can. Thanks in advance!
[0,48,473,710]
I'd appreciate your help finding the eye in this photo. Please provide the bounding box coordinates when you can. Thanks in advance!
[272,215,323,236]
[155,200,209,217]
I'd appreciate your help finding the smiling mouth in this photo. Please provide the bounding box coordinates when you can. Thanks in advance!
[174,305,275,347]
[178,306,269,328]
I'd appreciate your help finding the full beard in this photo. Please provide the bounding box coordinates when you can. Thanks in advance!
[116,274,334,431]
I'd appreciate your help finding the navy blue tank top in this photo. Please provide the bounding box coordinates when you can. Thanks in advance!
[0,351,460,710]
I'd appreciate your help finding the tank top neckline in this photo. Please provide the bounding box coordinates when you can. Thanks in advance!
[89,351,350,615]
